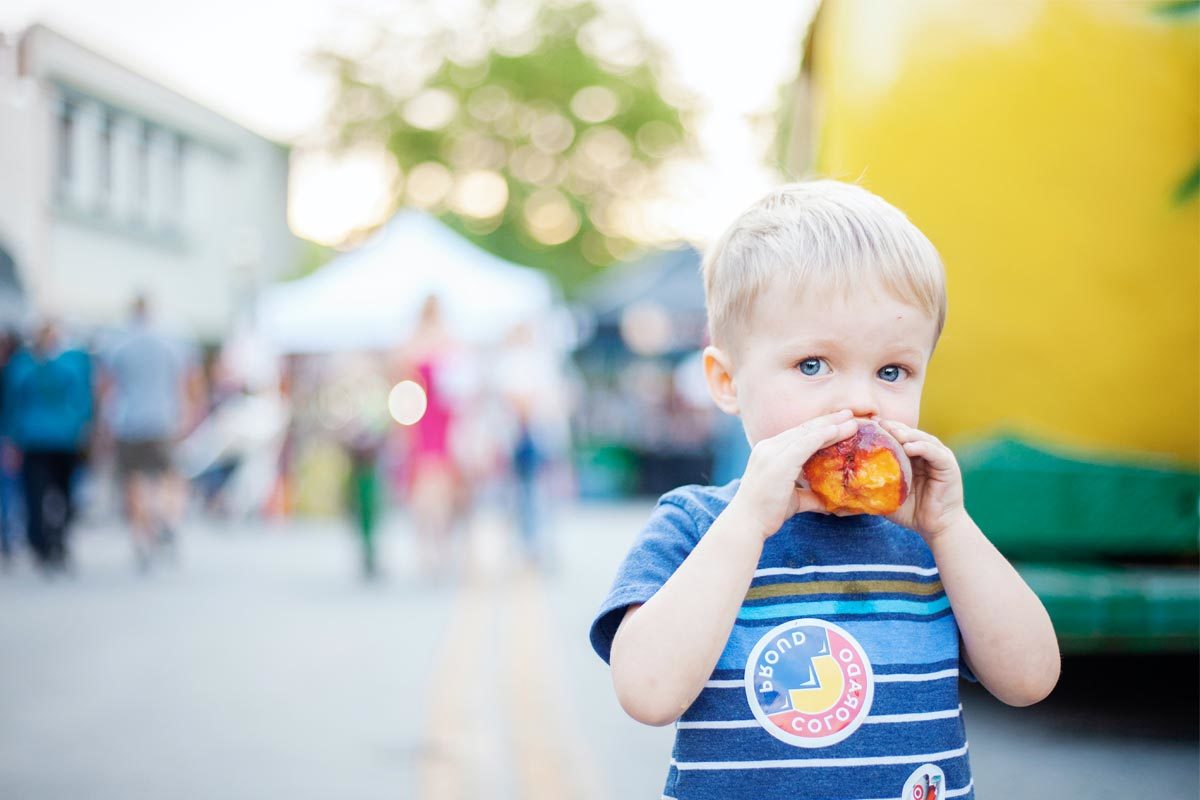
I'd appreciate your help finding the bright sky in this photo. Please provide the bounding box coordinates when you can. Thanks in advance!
[1,0,817,247]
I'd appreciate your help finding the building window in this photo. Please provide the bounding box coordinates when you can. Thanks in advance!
[56,99,76,198]
[98,110,114,212]
[171,133,186,225]
[135,120,152,223]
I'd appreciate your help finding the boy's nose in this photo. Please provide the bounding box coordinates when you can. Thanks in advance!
[841,385,880,420]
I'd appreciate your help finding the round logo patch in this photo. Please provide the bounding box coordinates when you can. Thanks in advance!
[902,763,945,799]
[744,619,874,748]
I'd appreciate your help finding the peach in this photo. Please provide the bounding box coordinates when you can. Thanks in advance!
[801,420,912,515]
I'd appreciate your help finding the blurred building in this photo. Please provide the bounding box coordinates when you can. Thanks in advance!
[0,24,298,338]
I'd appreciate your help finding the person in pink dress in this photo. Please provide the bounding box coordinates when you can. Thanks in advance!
[395,296,463,578]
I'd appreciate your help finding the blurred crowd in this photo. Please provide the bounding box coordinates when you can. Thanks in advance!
[0,295,204,574]
[0,292,574,581]
[307,294,575,580]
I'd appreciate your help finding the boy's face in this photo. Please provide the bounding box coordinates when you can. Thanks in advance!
[707,280,938,446]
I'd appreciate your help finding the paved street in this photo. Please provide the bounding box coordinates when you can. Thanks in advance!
[0,502,1196,799]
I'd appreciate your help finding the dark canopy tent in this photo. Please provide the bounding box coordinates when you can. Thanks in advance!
[572,245,717,497]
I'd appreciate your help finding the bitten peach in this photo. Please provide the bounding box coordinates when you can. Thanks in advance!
[801,420,912,515]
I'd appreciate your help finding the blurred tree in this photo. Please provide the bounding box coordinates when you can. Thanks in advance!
[317,0,692,293]
[287,239,337,281]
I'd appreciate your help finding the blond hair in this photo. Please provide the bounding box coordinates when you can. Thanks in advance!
[701,180,947,354]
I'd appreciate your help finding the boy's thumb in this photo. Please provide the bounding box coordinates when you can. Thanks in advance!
[792,486,830,515]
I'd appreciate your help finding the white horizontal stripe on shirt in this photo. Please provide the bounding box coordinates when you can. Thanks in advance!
[706,668,960,690]
[668,777,973,799]
[677,719,759,729]
[861,705,962,724]
[874,668,961,683]
[754,564,940,579]
[677,705,961,730]
[671,742,969,770]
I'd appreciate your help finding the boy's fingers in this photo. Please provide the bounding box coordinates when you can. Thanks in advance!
[782,410,856,445]
[879,420,944,448]
[756,410,853,458]
[819,408,855,426]
[781,409,853,439]
[792,487,830,515]
[785,417,858,458]
[901,440,955,471]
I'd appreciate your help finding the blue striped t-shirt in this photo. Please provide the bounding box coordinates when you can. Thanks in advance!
[590,481,976,800]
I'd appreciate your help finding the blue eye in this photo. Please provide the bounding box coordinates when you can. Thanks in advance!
[878,365,906,383]
[798,358,826,376]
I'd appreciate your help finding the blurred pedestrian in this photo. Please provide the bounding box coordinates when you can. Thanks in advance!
[394,295,465,579]
[0,329,25,566]
[494,321,570,567]
[344,420,384,580]
[101,295,199,571]
[175,327,287,521]
[2,321,93,573]
[509,402,545,561]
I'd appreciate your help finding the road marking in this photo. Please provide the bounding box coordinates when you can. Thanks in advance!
[421,510,608,800]
[419,553,497,800]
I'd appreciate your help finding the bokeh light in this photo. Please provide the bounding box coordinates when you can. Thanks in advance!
[405,161,453,208]
[570,85,620,123]
[388,380,428,426]
[450,169,509,218]
[523,188,580,245]
[619,300,673,357]
[402,87,459,130]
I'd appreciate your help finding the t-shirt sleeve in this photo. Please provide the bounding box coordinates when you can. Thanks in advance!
[588,494,702,665]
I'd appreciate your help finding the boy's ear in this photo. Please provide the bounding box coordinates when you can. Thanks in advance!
[702,345,739,415]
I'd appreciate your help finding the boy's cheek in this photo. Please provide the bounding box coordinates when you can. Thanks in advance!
[885,409,920,429]
[739,407,780,446]
[740,414,772,447]
[881,389,924,429]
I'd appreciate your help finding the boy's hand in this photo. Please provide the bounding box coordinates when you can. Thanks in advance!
[877,420,968,542]
[730,410,860,540]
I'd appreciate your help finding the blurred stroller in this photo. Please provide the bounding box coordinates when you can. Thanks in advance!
[176,389,289,520]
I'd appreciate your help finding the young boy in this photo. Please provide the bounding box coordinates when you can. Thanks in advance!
[589,181,1060,799]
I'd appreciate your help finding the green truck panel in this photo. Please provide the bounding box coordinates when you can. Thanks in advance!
[960,436,1199,653]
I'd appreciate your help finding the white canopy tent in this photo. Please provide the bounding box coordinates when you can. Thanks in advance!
[256,211,560,353]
